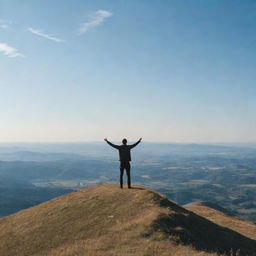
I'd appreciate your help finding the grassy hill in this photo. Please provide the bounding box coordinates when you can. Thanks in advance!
[0,184,255,256]
[185,201,256,241]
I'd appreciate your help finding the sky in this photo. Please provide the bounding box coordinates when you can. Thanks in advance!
[0,0,256,143]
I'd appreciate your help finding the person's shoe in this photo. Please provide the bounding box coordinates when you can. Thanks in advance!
[120,186,123,189]
[128,186,132,189]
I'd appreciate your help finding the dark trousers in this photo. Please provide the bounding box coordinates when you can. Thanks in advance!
[120,161,131,188]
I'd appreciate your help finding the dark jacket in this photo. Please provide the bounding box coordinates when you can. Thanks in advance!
[106,140,141,162]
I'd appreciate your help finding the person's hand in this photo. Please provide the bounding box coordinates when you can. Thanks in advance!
[139,138,142,141]
[104,138,108,142]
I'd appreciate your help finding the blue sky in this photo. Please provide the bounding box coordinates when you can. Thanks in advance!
[0,0,256,143]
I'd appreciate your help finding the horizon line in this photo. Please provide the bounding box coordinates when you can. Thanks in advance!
[0,141,256,145]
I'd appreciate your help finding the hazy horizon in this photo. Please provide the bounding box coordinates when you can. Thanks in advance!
[1,140,256,147]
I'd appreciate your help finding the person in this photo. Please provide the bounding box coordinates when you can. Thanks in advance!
[104,138,142,189]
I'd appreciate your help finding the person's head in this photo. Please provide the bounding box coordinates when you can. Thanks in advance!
[122,138,127,145]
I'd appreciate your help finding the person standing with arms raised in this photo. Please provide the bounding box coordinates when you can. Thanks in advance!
[104,138,142,189]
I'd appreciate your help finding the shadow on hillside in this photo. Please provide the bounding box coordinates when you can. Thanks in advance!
[144,197,256,256]
[129,186,145,190]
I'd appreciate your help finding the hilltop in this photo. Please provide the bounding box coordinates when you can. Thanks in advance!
[0,184,255,256]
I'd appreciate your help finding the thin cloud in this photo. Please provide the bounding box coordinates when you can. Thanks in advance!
[78,9,113,34]
[0,19,12,29]
[0,42,25,58]
[27,27,64,42]
[0,24,9,29]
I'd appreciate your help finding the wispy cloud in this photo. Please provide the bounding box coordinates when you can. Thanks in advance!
[78,9,113,35]
[0,42,25,58]
[0,19,12,29]
[0,24,9,29]
[27,27,64,42]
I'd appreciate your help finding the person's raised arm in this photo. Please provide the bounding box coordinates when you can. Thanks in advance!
[129,138,142,149]
[104,138,120,149]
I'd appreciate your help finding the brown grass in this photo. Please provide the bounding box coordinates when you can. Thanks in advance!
[185,203,256,240]
[0,184,255,256]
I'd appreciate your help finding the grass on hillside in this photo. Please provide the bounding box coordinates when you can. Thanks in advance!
[0,184,255,256]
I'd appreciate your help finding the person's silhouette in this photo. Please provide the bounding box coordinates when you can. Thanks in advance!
[104,138,142,189]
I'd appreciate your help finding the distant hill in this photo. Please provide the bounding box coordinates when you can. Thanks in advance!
[0,184,255,256]
[0,175,72,218]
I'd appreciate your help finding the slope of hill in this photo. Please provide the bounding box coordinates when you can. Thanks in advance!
[0,184,255,256]
[0,175,72,218]
[185,201,256,241]
[184,201,235,216]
